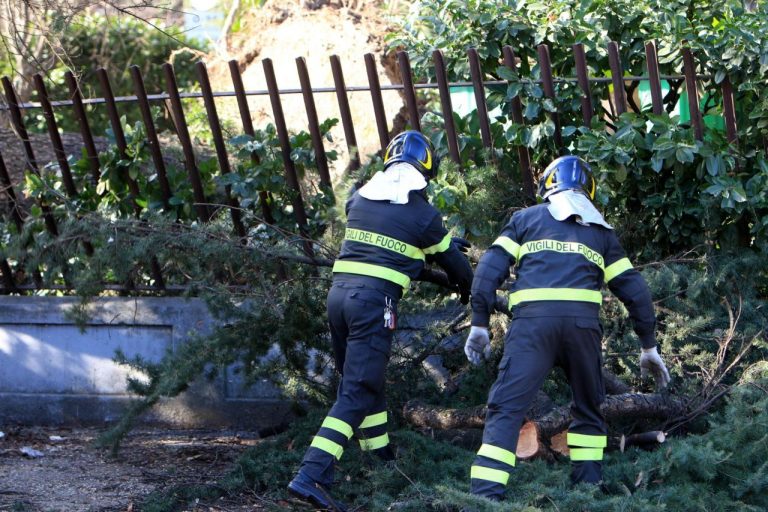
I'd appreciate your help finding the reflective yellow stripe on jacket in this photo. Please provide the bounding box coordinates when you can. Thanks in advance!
[345,228,425,260]
[332,260,411,289]
[604,257,633,282]
[508,288,603,308]
[518,239,605,271]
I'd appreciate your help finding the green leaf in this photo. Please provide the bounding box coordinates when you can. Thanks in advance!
[615,166,628,183]
[496,66,517,81]
[675,147,695,163]
[524,102,540,119]
[714,69,726,84]
[705,156,721,176]
[229,134,254,147]
[651,156,664,173]
[731,186,747,202]
[705,184,724,195]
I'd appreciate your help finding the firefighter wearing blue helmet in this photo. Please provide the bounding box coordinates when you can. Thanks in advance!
[464,155,670,501]
[288,131,473,511]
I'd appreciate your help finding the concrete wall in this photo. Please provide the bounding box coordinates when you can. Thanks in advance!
[0,297,292,430]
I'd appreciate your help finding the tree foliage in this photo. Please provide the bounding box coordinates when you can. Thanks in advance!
[390,0,768,256]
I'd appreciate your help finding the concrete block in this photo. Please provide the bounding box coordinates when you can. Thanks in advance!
[0,297,291,430]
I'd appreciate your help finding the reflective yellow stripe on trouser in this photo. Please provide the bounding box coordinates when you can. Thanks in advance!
[477,443,516,467]
[360,433,389,451]
[567,432,607,461]
[359,411,387,429]
[470,443,515,486]
[470,465,510,485]
[321,416,353,439]
[508,288,603,308]
[310,436,344,459]
[359,411,389,451]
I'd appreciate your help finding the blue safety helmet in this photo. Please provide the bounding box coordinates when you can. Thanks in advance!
[383,130,439,180]
[537,155,596,202]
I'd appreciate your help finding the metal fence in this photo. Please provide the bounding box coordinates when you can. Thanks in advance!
[0,41,739,293]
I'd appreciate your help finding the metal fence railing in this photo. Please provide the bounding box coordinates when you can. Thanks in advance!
[0,41,740,293]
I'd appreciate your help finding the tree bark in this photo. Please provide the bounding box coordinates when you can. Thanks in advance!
[404,393,686,438]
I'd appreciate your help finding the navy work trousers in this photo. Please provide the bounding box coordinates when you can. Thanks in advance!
[471,315,607,500]
[297,278,398,487]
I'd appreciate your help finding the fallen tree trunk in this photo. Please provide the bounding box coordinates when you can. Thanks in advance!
[403,390,555,430]
[402,401,486,430]
[404,393,686,438]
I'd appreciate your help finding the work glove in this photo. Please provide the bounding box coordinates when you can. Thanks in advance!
[452,236,471,254]
[464,326,491,366]
[639,346,671,390]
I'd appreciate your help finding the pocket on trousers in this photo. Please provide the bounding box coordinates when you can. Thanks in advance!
[498,356,511,371]
[575,317,603,338]
[368,333,392,356]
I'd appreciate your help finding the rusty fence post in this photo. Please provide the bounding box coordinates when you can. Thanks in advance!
[607,41,628,117]
[467,48,493,150]
[195,61,247,238]
[432,50,461,167]
[296,57,332,188]
[681,45,704,141]
[64,71,101,184]
[364,53,390,150]
[573,43,594,125]
[537,44,562,149]
[397,51,421,132]
[97,68,143,214]
[130,65,172,209]
[644,41,664,115]
[162,62,210,222]
[0,150,21,292]
[228,59,275,224]
[98,68,166,290]
[33,74,79,197]
[33,74,96,256]
[502,46,534,201]
[2,76,59,238]
[262,57,313,255]
[329,55,361,172]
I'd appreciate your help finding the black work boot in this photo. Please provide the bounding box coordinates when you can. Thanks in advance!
[288,474,348,511]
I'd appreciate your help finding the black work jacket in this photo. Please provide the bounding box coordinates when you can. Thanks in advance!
[333,188,473,297]
[471,203,657,348]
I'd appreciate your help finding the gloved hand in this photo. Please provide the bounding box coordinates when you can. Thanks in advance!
[464,326,491,365]
[639,346,671,390]
[452,236,471,254]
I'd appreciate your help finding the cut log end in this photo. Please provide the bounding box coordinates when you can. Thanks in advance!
[550,430,570,457]
[515,421,541,460]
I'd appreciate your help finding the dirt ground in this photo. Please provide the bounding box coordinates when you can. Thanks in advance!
[0,426,285,512]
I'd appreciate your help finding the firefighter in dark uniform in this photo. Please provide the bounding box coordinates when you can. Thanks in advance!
[288,130,474,511]
[464,155,671,501]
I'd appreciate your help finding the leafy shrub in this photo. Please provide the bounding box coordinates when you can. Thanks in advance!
[390,0,768,256]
